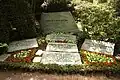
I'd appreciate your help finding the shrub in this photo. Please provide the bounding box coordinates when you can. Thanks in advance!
[72,1,120,43]
[0,0,37,42]
[115,0,120,16]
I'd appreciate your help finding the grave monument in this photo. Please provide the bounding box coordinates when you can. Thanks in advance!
[40,12,80,34]
[41,33,82,65]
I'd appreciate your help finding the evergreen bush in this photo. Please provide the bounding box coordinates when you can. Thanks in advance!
[72,1,120,43]
[0,0,37,42]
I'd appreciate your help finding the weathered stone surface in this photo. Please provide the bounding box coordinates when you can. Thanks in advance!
[0,54,10,61]
[81,39,115,55]
[46,43,78,53]
[35,50,43,56]
[46,33,77,43]
[40,12,79,34]
[8,38,38,52]
[33,57,42,62]
[41,52,82,65]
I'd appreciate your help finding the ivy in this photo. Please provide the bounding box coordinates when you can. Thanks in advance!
[72,1,120,43]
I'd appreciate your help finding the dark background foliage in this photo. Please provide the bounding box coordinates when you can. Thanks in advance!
[0,0,120,43]
[0,0,44,43]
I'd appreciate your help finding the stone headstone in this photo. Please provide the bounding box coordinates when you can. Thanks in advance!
[40,12,79,34]
[81,39,115,55]
[0,54,11,62]
[46,33,77,43]
[8,38,38,52]
[41,52,82,65]
[46,42,78,53]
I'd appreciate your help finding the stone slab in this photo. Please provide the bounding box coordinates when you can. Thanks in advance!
[46,43,78,53]
[0,54,11,61]
[8,38,38,52]
[81,39,115,55]
[41,52,82,65]
[40,12,79,34]
[46,33,77,43]
[35,50,43,56]
[33,57,42,62]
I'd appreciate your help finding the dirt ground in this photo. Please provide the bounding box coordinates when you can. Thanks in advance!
[0,71,119,80]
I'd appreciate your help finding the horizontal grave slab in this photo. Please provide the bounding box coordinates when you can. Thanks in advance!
[41,52,82,65]
[40,12,80,34]
[8,38,38,52]
[46,43,78,53]
[81,39,115,55]
[46,33,77,43]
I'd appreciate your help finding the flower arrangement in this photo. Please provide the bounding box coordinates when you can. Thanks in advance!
[80,49,116,65]
[5,48,36,62]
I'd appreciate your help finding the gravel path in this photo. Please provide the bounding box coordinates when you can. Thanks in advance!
[0,71,119,80]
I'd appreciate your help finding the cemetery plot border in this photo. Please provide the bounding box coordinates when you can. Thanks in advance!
[0,60,120,74]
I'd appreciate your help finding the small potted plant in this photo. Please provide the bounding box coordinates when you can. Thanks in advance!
[0,43,8,55]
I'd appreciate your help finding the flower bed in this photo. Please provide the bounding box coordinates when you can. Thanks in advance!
[80,50,116,65]
[5,48,37,62]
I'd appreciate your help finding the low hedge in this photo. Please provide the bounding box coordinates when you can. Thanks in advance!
[0,60,120,74]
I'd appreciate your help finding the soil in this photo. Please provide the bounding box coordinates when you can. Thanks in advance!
[0,71,120,80]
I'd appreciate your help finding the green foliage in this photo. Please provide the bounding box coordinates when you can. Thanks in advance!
[115,0,120,16]
[0,0,37,42]
[72,2,120,42]
[0,61,120,74]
